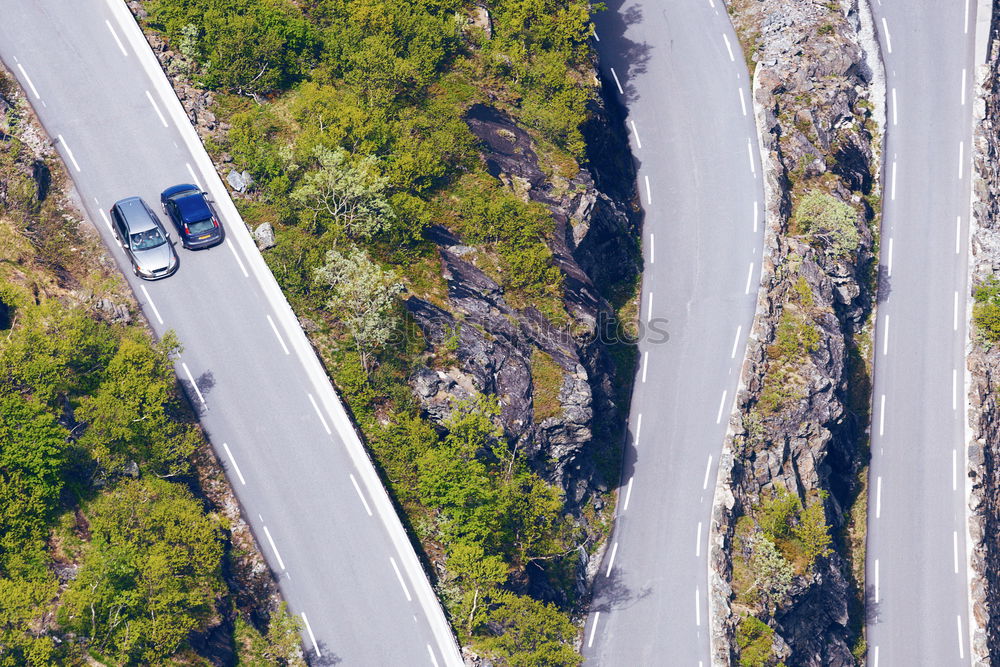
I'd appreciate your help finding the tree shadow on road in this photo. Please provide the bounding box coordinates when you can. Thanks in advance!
[593,0,653,106]
[307,642,342,666]
[179,368,216,417]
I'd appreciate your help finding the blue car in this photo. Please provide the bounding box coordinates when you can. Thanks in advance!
[160,184,224,249]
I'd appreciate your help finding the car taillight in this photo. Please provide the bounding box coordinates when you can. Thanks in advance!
[212,217,219,228]
[184,224,190,234]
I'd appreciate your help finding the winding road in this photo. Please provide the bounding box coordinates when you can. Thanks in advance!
[866,1,979,664]
[0,2,462,665]
[584,0,764,663]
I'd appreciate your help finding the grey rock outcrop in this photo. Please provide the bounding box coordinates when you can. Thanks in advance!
[407,95,639,511]
[711,0,883,663]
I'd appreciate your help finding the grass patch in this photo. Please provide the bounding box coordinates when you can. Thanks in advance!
[531,348,565,423]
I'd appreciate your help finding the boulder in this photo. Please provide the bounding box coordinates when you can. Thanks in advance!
[253,222,275,250]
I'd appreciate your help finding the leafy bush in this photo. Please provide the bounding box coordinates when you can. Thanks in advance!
[792,191,860,257]
[147,0,319,95]
[60,478,224,664]
[974,275,1000,343]
[313,246,404,371]
[476,591,583,667]
[758,487,801,542]
[736,615,780,667]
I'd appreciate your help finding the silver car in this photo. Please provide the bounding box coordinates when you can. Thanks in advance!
[110,196,178,280]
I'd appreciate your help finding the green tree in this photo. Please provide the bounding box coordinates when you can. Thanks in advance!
[0,394,66,578]
[794,493,833,568]
[747,535,794,614]
[313,247,404,372]
[447,542,507,633]
[60,478,224,664]
[291,147,394,238]
[757,487,801,542]
[477,592,582,667]
[148,0,318,96]
[736,615,779,667]
[75,331,200,477]
[0,577,59,666]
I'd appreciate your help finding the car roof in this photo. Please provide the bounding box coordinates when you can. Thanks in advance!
[114,197,157,233]
[175,191,213,224]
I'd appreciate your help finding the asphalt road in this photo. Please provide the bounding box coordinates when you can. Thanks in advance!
[866,1,977,664]
[584,1,764,663]
[0,2,461,665]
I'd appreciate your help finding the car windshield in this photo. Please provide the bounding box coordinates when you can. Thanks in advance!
[187,217,215,234]
[130,228,166,250]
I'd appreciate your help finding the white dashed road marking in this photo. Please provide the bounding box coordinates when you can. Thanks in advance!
[389,557,412,602]
[16,63,40,99]
[186,162,203,189]
[263,525,286,570]
[588,612,601,648]
[606,542,619,576]
[226,239,249,278]
[307,393,332,435]
[140,284,163,324]
[57,134,81,172]
[722,33,735,61]
[882,17,893,53]
[745,262,755,294]
[882,314,890,355]
[610,67,624,95]
[716,390,728,424]
[222,443,247,485]
[301,613,321,657]
[350,473,373,516]
[99,209,113,232]
[145,90,168,127]
[105,19,129,56]
[731,325,742,359]
[266,314,291,355]
[876,476,882,519]
[623,477,634,511]
[703,454,714,490]
[181,362,206,405]
[879,394,886,436]
[630,120,643,149]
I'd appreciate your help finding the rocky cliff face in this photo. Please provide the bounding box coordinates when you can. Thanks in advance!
[967,4,1000,664]
[711,1,883,664]
[408,92,640,507]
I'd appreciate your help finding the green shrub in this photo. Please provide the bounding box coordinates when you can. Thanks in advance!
[792,191,860,257]
[974,275,1000,343]
[736,615,776,667]
[758,487,801,542]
